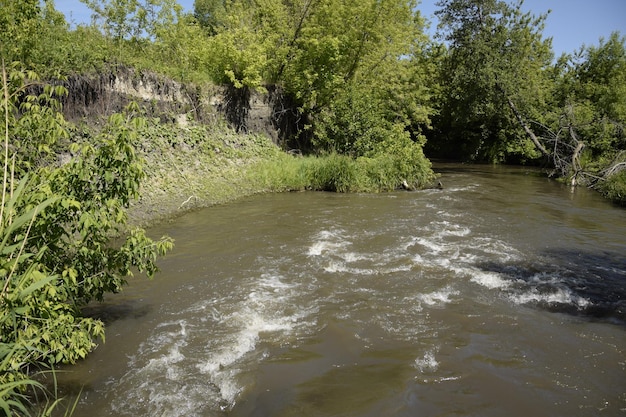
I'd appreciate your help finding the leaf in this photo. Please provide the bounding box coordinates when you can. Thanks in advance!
[19,272,57,298]
[12,307,30,315]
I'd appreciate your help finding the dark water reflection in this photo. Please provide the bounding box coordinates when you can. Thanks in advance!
[57,164,625,417]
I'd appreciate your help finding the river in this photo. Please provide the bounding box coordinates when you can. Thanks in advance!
[58,164,625,416]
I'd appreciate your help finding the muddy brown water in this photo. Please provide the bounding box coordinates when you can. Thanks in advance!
[57,164,625,416]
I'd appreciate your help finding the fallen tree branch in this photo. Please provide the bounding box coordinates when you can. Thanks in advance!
[569,137,585,186]
[505,95,550,158]
[602,161,626,178]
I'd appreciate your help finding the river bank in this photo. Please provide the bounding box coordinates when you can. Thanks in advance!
[126,121,289,228]
[126,119,437,228]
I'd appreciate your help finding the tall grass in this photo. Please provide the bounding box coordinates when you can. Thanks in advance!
[245,152,434,193]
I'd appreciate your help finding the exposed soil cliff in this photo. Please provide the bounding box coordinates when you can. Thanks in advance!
[58,66,286,145]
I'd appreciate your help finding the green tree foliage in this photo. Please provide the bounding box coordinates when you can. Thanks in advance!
[1,65,173,412]
[152,12,208,81]
[0,0,112,77]
[431,0,624,199]
[0,0,42,65]
[554,33,626,158]
[189,0,434,181]
[203,1,270,89]
[276,0,424,112]
[539,32,626,193]
[430,0,553,162]
[193,0,229,34]
[81,0,182,41]
[268,0,434,170]
[0,0,73,75]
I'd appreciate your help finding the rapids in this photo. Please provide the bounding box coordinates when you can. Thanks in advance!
[58,164,625,416]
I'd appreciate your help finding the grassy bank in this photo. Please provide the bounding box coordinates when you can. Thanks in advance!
[128,120,284,227]
[130,119,436,227]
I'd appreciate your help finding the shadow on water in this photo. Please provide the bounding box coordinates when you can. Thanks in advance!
[432,162,546,176]
[475,249,626,325]
[81,301,152,324]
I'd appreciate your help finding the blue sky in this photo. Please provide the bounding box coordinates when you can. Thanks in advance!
[56,0,626,57]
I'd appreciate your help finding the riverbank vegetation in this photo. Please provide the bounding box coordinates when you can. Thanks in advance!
[1,0,624,203]
[0,65,174,415]
[429,1,626,200]
[0,0,624,413]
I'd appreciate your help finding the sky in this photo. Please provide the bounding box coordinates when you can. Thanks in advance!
[56,0,626,57]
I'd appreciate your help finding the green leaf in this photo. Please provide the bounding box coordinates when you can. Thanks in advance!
[19,272,57,298]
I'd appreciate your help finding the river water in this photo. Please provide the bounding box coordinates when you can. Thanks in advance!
[59,164,625,416]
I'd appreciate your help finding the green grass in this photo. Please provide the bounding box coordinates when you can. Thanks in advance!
[129,121,435,226]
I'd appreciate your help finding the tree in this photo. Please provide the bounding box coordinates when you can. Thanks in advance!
[152,12,209,81]
[430,0,553,162]
[203,1,270,90]
[279,0,423,112]
[563,33,626,157]
[270,0,434,156]
[0,0,42,65]
[193,0,230,34]
[541,32,626,188]
[81,0,182,42]
[0,0,74,76]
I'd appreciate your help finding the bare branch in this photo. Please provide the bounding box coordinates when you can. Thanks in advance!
[505,95,550,157]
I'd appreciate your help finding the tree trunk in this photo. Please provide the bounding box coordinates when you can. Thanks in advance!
[505,95,550,158]
[570,140,585,186]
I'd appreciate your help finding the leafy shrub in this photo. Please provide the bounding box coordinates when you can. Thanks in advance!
[1,65,172,414]
[598,170,626,205]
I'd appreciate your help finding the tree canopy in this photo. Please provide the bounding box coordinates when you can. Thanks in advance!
[429,0,553,162]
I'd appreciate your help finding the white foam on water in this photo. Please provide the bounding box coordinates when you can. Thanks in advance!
[413,237,445,254]
[414,350,439,373]
[429,220,471,238]
[412,253,424,264]
[469,269,512,290]
[445,183,480,192]
[107,267,318,416]
[418,286,459,306]
[509,288,591,308]
[145,344,185,375]
[436,376,461,382]
[111,320,206,417]
[381,264,414,273]
[323,260,344,273]
[257,273,297,292]
[472,237,523,263]
[435,209,464,219]
[323,261,377,275]
[308,241,334,256]
[343,251,370,263]
[400,296,425,313]
[307,229,349,256]
[192,270,317,409]
[526,271,565,285]
[399,237,420,252]
[440,227,471,237]
[196,318,277,404]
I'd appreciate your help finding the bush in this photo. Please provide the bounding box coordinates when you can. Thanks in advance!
[1,65,172,414]
[244,147,434,194]
[598,170,626,205]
